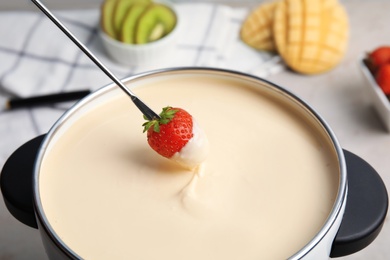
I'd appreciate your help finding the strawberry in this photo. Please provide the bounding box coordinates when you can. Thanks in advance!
[368,46,390,72]
[375,64,390,95]
[143,106,194,158]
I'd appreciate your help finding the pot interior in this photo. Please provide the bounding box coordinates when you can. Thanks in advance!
[35,68,345,259]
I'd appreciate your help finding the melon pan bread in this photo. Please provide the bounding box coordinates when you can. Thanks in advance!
[240,0,349,74]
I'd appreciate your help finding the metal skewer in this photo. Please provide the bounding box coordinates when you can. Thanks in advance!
[31,0,160,120]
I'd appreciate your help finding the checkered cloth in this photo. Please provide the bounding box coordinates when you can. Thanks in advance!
[0,2,283,164]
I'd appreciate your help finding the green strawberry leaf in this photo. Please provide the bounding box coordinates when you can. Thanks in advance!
[142,106,178,133]
[154,122,160,133]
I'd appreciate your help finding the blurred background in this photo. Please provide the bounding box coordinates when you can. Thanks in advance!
[0,0,257,10]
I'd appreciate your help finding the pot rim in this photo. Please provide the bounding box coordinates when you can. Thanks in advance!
[32,67,347,259]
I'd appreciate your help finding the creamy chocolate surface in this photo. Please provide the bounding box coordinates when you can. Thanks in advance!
[39,74,340,259]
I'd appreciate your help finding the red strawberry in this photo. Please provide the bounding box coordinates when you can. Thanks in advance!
[376,64,390,95]
[143,106,194,158]
[368,46,390,72]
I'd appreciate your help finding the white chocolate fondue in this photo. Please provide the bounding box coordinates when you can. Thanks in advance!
[39,73,340,259]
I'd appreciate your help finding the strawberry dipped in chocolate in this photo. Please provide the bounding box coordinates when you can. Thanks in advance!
[143,106,209,169]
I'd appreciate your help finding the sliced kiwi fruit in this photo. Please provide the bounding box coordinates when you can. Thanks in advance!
[100,0,119,39]
[113,0,151,38]
[135,3,177,44]
[101,0,177,44]
[120,2,150,44]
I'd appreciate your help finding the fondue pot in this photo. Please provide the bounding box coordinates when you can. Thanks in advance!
[1,68,388,259]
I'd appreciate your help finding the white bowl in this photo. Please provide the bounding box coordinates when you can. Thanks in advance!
[99,1,180,67]
[359,57,390,132]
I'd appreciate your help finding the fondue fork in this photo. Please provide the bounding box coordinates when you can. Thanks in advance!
[30,0,160,120]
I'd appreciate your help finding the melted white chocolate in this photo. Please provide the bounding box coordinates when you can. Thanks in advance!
[39,74,339,259]
[171,118,209,169]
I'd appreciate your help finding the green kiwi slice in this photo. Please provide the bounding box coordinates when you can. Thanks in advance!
[113,0,151,38]
[120,2,150,44]
[100,0,119,39]
[135,3,177,44]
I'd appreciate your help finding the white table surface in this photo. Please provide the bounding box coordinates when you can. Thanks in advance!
[0,0,389,259]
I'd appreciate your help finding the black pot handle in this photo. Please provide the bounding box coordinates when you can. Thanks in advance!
[0,135,46,229]
[330,150,388,257]
[1,137,388,256]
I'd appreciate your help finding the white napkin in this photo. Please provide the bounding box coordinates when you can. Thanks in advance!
[0,3,284,98]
